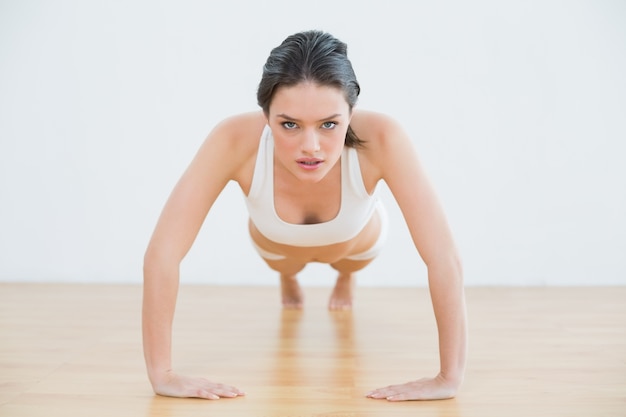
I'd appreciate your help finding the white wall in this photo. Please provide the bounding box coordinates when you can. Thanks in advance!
[1,0,625,286]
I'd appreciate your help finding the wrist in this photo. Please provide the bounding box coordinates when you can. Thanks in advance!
[437,370,464,387]
[147,367,174,386]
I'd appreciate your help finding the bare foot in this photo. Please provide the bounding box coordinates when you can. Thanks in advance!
[280,274,303,309]
[329,273,354,310]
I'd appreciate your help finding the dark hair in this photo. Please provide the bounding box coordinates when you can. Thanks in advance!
[257,30,364,148]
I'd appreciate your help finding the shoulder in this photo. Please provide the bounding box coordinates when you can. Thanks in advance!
[350,109,406,140]
[182,111,267,190]
[209,111,267,151]
[350,109,416,178]
[199,111,266,168]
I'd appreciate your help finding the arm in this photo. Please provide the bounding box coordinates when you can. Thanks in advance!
[142,118,253,399]
[365,116,467,401]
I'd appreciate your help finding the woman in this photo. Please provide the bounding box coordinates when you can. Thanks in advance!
[143,30,466,401]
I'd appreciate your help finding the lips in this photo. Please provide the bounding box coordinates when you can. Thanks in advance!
[296,158,323,169]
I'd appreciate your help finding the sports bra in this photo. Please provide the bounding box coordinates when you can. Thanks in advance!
[245,125,380,247]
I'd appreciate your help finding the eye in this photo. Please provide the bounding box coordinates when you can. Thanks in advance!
[282,121,298,130]
[321,121,337,129]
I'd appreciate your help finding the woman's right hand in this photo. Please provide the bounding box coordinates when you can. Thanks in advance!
[151,370,245,400]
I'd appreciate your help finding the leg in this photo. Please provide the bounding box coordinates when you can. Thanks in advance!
[328,203,387,310]
[263,257,307,309]
[328,258,374,311]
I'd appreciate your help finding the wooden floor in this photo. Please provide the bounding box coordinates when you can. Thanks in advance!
[0,284,624,417]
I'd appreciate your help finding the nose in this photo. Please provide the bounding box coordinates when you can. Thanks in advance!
[300,129,321,154]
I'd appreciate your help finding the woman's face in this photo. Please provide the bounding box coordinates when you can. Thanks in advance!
[267,82,351,183]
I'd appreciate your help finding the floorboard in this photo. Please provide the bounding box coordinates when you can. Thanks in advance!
[0,284,624,416]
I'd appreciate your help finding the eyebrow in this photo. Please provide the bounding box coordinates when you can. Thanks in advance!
[276,113,343,122]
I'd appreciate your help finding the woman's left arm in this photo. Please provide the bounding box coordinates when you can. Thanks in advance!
[364,115,467,401]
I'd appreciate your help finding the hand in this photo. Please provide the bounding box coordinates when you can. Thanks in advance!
[151,370,245,400]
[366,374,459,401]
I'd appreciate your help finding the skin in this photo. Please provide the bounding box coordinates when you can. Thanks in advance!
[142,82,467,401]
[249,83,382,310]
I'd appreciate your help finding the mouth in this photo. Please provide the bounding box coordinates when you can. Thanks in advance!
[296,158,324,169]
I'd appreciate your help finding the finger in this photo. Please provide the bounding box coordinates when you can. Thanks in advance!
[195,389,221,400]
[212,388,241,398]
[366,389,396,399]
[366,384,400,398]
[212,384,246,397]
[386,392,413,401]
[371,387,421,401]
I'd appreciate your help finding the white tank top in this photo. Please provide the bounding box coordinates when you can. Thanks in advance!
[245,125,381,247]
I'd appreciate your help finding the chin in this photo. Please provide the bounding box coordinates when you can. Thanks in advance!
[293,168,328,183]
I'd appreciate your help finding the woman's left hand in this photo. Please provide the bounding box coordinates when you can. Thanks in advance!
[366,374,460,401]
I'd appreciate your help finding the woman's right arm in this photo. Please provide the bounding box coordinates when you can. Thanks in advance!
[143,254,244,399]
[142,115,257,399]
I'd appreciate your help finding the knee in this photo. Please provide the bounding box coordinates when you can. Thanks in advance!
[330,258,374,274]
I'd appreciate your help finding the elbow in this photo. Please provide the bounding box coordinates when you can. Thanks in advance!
[451,251,463,282]
[143,246,158,277]
[143,244,179,280]
[426,249,463,284]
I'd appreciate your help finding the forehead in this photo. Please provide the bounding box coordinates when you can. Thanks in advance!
[269,82,349,119]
